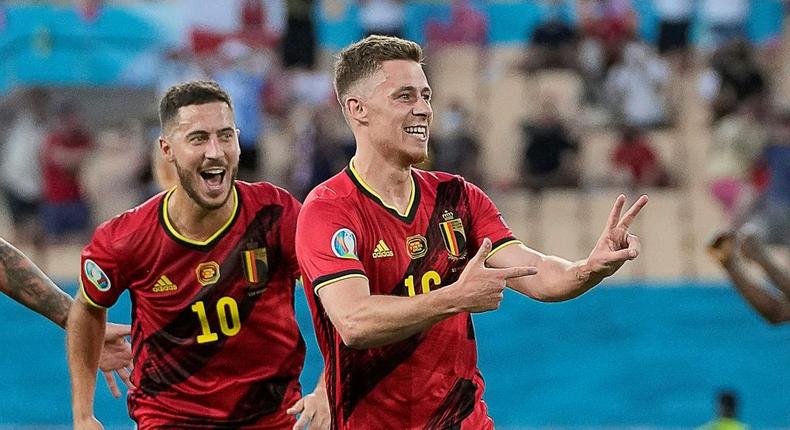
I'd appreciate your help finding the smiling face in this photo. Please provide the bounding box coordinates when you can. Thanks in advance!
[160,101,240,210]
[358,59,433,165]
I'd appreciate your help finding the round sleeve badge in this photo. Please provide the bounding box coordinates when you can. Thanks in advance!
[84,259,111,292]
[331,228,358,259]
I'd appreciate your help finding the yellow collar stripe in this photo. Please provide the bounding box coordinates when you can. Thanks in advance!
[349,158,415,217]
[162,185,239,246]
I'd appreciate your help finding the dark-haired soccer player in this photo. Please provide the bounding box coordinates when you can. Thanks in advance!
[67,81,329,430]
[0,236,132,398]
[295,35,648,429]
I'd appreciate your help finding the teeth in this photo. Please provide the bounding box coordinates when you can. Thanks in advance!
[404,126,427,135]
[203,169,224,175]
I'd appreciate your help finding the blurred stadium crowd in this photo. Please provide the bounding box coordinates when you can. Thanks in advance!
[0,0,788,279]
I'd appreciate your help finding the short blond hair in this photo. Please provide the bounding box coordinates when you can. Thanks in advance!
[334,35,423,103]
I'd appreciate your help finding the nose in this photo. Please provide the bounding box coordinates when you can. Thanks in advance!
[412,97,432,118]
[204,135,223,159]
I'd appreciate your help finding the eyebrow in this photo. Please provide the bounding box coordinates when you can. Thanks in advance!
[392,86,432,95]
[185,127,235,139]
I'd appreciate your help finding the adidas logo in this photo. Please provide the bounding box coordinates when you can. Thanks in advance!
[152,275,178,293]
[372,240,394,258]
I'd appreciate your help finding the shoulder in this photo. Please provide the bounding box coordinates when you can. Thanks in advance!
[238,180,301,210]
[303,171,355,208]
[91,191,164,252]
[414,168,477,196]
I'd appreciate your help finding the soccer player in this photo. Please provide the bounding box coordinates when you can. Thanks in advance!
[0,236,132,398]
[295,35,648,428]
[67,81,328,429]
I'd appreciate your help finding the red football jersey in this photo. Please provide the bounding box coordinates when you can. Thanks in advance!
[80,181,305,429]
[296,162,520,429]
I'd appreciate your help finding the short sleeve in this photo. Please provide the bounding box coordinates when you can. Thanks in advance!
[465,182,521,258]
[79,225,128,308]
[295,199,367,294]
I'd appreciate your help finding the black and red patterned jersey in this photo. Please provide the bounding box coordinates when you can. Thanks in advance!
[80,181,305,429]
[296,161,520,429]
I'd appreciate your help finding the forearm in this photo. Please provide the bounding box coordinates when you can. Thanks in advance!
[67,296,107,420]
[508,254,602,302]
[0,238,72,328]
[724,260,790,325]
[330,287,459,349]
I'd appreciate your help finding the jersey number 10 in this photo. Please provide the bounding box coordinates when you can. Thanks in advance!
[191,297,242,344]
[404,270,443,297]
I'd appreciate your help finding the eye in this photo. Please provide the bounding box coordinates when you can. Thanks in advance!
[399,94,411,101]
[190,134,208,143]
[422,94,431,102]
[219,131,234,141]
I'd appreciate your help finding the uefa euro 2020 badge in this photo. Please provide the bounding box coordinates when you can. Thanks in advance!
[84,259,111,292]
[332,228,358,260]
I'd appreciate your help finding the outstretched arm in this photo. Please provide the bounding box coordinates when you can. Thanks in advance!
[0,237,71,327]
[0,237,132,397]
[488,195,647,302]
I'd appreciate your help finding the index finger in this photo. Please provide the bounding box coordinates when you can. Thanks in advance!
[102,371,121,399]
[606,194,626,230]
[495,266,538,280]
[618,195,648,229]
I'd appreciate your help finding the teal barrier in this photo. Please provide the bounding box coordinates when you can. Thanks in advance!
[0,281,788,428]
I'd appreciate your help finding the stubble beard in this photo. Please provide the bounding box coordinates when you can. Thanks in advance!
[174,159,237,210]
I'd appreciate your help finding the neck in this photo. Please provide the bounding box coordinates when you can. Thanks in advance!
[352,148,413,214]
[166,186,235,242]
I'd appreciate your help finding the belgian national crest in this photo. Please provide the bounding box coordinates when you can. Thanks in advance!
[439,218,466,258]
[242,247,268,287]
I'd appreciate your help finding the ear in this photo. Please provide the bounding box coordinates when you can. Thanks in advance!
[159,136,174,162]
[344,96,368,125]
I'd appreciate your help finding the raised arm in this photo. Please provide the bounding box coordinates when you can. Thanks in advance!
[317,238,536,349]
[67,293,108,429]
[488,195,647,302]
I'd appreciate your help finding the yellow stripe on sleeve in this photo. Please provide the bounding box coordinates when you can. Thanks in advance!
[313,273,369,294]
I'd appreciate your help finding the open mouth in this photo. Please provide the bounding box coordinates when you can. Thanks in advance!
[199,167,227,191]
[404,125,428,141]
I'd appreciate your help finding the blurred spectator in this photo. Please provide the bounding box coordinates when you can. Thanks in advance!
[521,101,580,190]
[709,108,790,325]
[652,0,692,68]
[425,0,488,50]
[289,105,353,200]
[523,5,578,72]
[610,126,670,188]
[604,41,670,128]
[706,98,769,223]
[39,101,93,242]
[431,101,482,183]
[280,0,316,68]
[0,88,49,248]
[701,40,768,122]
[212,40,271,180]
[81,121,147,226]
[697,391,749,430]
[698,0,749,52]
[359,0,405,38]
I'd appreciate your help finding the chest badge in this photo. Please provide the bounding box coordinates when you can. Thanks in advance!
[439,217,467,259]
[242,247,268,285]
[196,261,220,286]
[406,235,428,259]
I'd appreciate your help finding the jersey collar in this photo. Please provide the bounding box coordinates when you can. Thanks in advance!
[345,158,421,224]
[159,184,241,251]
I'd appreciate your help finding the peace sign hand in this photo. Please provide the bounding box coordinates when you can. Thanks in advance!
[586,194,648,278]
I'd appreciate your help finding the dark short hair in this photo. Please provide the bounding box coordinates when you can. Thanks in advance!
[158,80,233,131]
[718,391,737,417]
[334,35,423,103]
